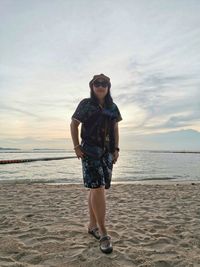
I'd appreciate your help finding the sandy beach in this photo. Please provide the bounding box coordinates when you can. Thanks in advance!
[0,182,200,267]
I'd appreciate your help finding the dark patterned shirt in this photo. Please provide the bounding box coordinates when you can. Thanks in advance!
[71,98,123,152]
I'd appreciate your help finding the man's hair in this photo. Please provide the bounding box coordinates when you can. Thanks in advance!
[90,85,113,108]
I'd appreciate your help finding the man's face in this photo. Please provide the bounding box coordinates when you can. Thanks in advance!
[92,79,109,99]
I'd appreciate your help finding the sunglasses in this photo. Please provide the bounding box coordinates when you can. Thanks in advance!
[93,80,108,88]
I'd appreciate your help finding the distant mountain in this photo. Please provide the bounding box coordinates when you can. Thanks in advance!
[33,148,67,150]
[0,147,21,150]
[1,129,200,151]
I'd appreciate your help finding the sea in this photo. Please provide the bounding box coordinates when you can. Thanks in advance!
[0,149,199,184]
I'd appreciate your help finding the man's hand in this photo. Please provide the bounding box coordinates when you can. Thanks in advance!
[74,146,85,159]
[112,150,119,164]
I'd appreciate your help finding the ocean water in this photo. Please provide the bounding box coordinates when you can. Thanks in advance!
[0,149,199,184]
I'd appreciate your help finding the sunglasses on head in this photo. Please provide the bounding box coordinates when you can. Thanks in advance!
[93,80,108,88]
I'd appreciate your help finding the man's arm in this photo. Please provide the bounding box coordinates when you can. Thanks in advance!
[114,122,119,149]
[70,118,85,159]
[70,118,81,148]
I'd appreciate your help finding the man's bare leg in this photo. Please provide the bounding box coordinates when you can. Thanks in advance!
[90,186,107,237]
[88,189,98,229]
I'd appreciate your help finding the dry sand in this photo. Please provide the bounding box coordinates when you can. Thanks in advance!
[0,182,200,267]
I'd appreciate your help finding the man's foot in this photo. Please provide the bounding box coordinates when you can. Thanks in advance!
[99,235,113,253]
[88,226,101,240]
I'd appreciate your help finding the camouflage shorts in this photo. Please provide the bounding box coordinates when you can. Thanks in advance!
[81,149,113,190]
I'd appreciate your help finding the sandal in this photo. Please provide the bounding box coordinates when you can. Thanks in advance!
[99,235,113,253]
[88,226,101,240]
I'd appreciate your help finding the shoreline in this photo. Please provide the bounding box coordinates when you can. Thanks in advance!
[46,179,200,186]
[0,179,200,186]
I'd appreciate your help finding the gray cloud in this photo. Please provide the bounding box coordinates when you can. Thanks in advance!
[0,104,40,118]
[0,0,200,149]
[114,65,200,131]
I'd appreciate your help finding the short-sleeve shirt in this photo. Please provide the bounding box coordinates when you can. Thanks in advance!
[71,98,122,152]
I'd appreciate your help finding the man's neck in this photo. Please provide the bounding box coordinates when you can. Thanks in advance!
[99,99,105,106]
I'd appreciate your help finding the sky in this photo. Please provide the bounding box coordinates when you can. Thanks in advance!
[0,0,200,150]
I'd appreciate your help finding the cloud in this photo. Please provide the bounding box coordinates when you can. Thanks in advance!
[0,1,200,149]
[0,104,40,118]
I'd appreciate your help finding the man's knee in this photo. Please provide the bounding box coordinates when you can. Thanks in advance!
[90,185,105,191]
